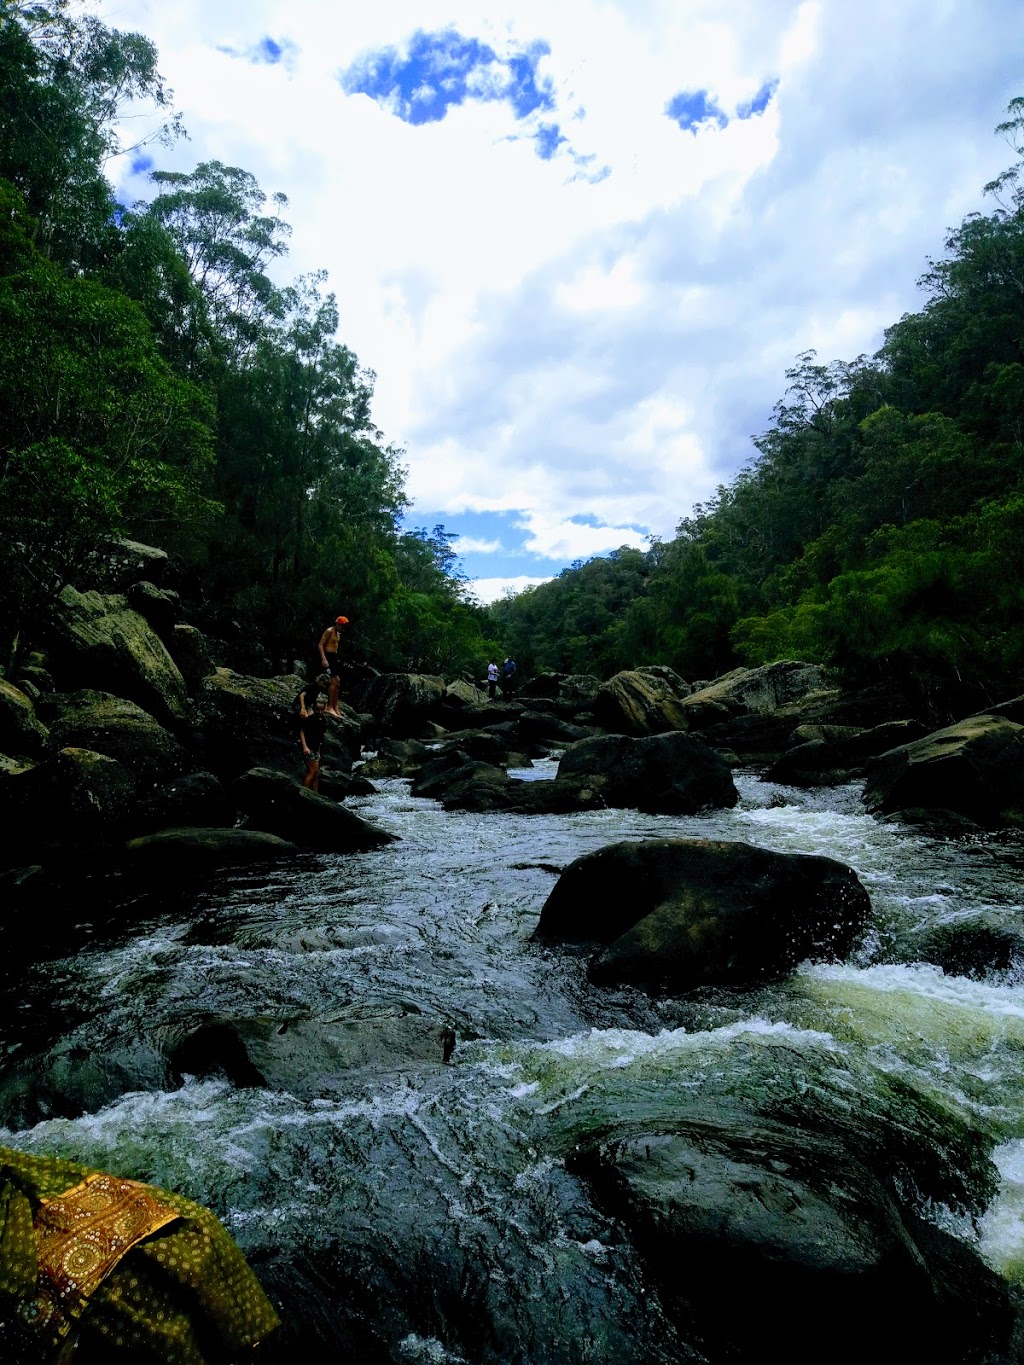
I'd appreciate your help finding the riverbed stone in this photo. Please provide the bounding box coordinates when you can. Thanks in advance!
[557,732,738,815]
[136,770,233,832]
[360,672,447,737]
[123,826,299,871]
[232,767,397,851]
[52,586,192,729]
[170,1008,456,1095]
[0,748,139,862]
[126,579,181,639]
[567,1116,1016,1365]
[535,838,871,990]
[863,714,1024,826]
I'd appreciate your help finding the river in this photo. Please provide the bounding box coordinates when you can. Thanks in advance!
[2,764,1023,1361]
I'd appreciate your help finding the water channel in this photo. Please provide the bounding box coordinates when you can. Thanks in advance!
[2,764,1023,1360]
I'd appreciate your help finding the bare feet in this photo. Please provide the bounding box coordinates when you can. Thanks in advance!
[326,709,342,717]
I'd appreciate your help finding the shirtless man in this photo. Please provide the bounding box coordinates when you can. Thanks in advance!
[318,615,349,717]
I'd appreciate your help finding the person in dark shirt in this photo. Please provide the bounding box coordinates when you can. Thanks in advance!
[299,696,328,792]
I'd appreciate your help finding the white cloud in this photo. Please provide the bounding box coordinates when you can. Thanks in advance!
[468,575,553,604]
[453,535,504,554]
[103,0,1024,571]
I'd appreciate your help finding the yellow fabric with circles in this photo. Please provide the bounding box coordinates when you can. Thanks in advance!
[0,1145,280,1363]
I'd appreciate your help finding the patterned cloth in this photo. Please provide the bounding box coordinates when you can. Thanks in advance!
[0,1146,280,1363]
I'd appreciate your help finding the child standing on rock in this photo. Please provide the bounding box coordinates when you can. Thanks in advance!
[317,615,349,717]
[299,696,328,792]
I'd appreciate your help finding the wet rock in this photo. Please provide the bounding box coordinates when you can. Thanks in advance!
[0,679,49,755]
[410,751,603,814]
[863,714,1024,826]
[123,826,299,871]
[513,711,597,749]
[557,732,738,815]
[535,838,871,990]
[53,585,191,729]
[679,661,827,728]
[914,913,1024,978]
[170,1007,457,1095]
[568,1116,1016,1365]
[880,808,985,836]
[232,767,397,852]
[593,670,691,736]
[317,769,377,800]
[48,692,192,788]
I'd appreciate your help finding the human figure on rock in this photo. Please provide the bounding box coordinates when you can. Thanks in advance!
[317,614,349,717]
[502,655,517,696]
[486,659,499,700]
[299,694,328,793]
[297,672,329,719]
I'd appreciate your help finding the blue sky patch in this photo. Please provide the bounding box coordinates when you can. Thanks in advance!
[666,89,728,132]
[131,153,154,175]
[738,79,778,119]
[219,36,292,65]
[341,29,555,129]
[534,122,567,160]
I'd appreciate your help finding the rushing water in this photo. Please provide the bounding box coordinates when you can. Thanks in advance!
[2,766,1024,1360]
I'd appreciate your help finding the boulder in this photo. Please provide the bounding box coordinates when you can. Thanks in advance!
[123,826,299,871]
[592,670,691,736]
[48,692,192,789]
[535,838,871,990]
[232,767,397,852]
[409,752,604,815]
[699,682,920,759]
[766,718,932,787]
[444,677,489,708]
[679,661,829,726]
[136,770,233,831]
[0,748,138,861]
[512,711,596,749]
[557,732,738,815]
[126,580,181,638]
[53,586,191,729]
[360,673,447,737]
[201,670,359,779]
[914,913,1024,979]
[166,624,215,691]
[170,1007,456,1095]
[0,680,49,756]
[95,537,170,589]
[316,769,377,801]
[863,715,1024,826]
[568,1116,1016,1365]
[975,692,1024,726]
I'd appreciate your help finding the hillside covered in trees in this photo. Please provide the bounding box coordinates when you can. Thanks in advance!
[0,0,497,675]
[487,104,1024,722]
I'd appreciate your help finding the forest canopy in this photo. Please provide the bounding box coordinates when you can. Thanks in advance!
[0,0,497,675]
[486,101,1024,719]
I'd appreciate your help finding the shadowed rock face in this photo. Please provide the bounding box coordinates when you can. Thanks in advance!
[557,732,738,815]
[568,1115,1016,1365]
[0,680,49,756]
[232,767,398,852]
[48,692,192,787]
[1,747,138,859]
[535,837,871,990]
[863,714,1024,826]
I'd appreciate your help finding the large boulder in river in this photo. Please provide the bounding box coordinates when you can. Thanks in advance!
[233,767,397,852]
[535,838,871,990]
[360,673,447,737]
[444,677,489,708]
[48,692,192,789]
[52,586,191,729]
[123,826,299,872]
[863,714,1024,826]
[0,680,48,756]
[592,670,690,736]
[568,1117,1017,1365]
[679,661,827,729]
[201,670,360,778]
[558,732,737,814]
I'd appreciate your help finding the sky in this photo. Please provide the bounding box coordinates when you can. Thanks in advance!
[102,0,1024,603]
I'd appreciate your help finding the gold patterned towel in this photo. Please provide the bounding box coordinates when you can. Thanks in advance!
[0,1146,280,1363]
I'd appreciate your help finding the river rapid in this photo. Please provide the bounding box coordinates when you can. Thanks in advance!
[2,765,1024,1362]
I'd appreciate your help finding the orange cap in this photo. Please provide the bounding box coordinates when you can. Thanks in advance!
[335,615,349,625]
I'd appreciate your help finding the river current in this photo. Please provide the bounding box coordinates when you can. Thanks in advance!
[2,765,1024,1361]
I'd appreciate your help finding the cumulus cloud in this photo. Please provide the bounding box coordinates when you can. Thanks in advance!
[104,0,1024,586]
[467,576,554,604]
